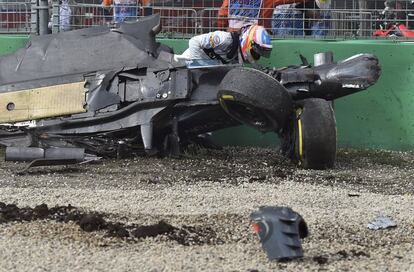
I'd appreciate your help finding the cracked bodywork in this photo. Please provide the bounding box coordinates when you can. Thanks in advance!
[0,14,243,158]
[0,14,381,168]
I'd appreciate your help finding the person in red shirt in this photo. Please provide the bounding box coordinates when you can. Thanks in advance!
[217,0,317,31]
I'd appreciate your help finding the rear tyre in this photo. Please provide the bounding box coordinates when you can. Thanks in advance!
[218,67,292,133]
[283,98,337,169]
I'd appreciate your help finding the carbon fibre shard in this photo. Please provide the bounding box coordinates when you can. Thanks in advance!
[250,206,308,261]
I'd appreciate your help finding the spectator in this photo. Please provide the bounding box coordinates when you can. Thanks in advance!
[272,3,304,36]
[102,0,150,24]
[298,0,331,37]
[59,0,72,31]
[271,0,331,37]
[217,0,310,32]
[310,11,330,37]
[48,0,80,32]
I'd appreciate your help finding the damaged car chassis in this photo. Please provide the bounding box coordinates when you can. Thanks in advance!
[0,14,381,169]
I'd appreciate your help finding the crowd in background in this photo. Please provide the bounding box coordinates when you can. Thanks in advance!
[46,0,414,37]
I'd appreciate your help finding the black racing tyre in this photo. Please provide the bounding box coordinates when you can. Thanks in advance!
[283,98,337,169]
[218,67,293,133]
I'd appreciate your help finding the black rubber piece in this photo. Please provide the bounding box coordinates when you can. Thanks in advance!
[295,98,337,169]
[250,206,308,261]
[218,67,293,133]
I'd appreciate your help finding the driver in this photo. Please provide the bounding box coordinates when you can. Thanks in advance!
[175,24,273,64]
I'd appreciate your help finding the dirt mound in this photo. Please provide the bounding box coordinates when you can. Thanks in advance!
[0,202,221,245]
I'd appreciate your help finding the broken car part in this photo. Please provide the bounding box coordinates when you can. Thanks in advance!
[5,147,99,173]
[250,206,308,260]
[0,15,381,169]
[367,215,397,230]
[5,147,86,162]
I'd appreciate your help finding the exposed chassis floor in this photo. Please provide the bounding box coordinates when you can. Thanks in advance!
[0,146,413,272]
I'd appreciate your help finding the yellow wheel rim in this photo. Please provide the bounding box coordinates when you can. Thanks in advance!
[296,108,303,164]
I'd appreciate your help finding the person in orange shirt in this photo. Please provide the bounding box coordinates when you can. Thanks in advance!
[102,0,151,23]
[217,0,311,31]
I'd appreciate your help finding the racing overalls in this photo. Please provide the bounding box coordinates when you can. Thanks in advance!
[177,31,240,64]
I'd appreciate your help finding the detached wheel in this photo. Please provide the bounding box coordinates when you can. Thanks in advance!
[283,98,337,169]
[218,67,292,133]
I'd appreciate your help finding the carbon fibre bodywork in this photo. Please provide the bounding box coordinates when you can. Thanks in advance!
[0,14,288,157]
[0,14,381,168]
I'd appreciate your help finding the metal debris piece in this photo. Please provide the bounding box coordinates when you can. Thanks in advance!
[6,147,86,162]
[6,147,101,174]
[367,215,397,230]
[250,206,308,261]
[348,193,361,197]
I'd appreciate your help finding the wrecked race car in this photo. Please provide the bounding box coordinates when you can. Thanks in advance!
[0,14,380,170]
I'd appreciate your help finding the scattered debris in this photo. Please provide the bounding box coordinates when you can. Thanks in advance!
[337,250,348,258]
[350,249,370,258]
[250,206,308,261]
[6,147,102,174]
[79,214,106,232]
[313,249,370,265]
[313,255,329,265]
[336,249,370,259]
[367,215,397,230]
[348,193,361,197]
[132,220,175,238]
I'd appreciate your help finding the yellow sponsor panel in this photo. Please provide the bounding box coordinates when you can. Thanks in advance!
[0,82,86,123]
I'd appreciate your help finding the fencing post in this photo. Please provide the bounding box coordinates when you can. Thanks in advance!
[38,0,49,34]
[30,0,38,34]
[52,0,59,33]
[358,0,369,37]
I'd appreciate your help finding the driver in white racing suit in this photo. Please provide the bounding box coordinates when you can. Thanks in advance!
[176,24,273,64]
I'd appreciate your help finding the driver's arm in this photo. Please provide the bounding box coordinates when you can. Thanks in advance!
[178,31,232,60]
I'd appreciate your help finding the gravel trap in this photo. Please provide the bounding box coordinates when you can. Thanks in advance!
[0,202,222,246]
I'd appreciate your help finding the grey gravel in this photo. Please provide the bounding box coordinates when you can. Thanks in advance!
[0,146,414,271]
